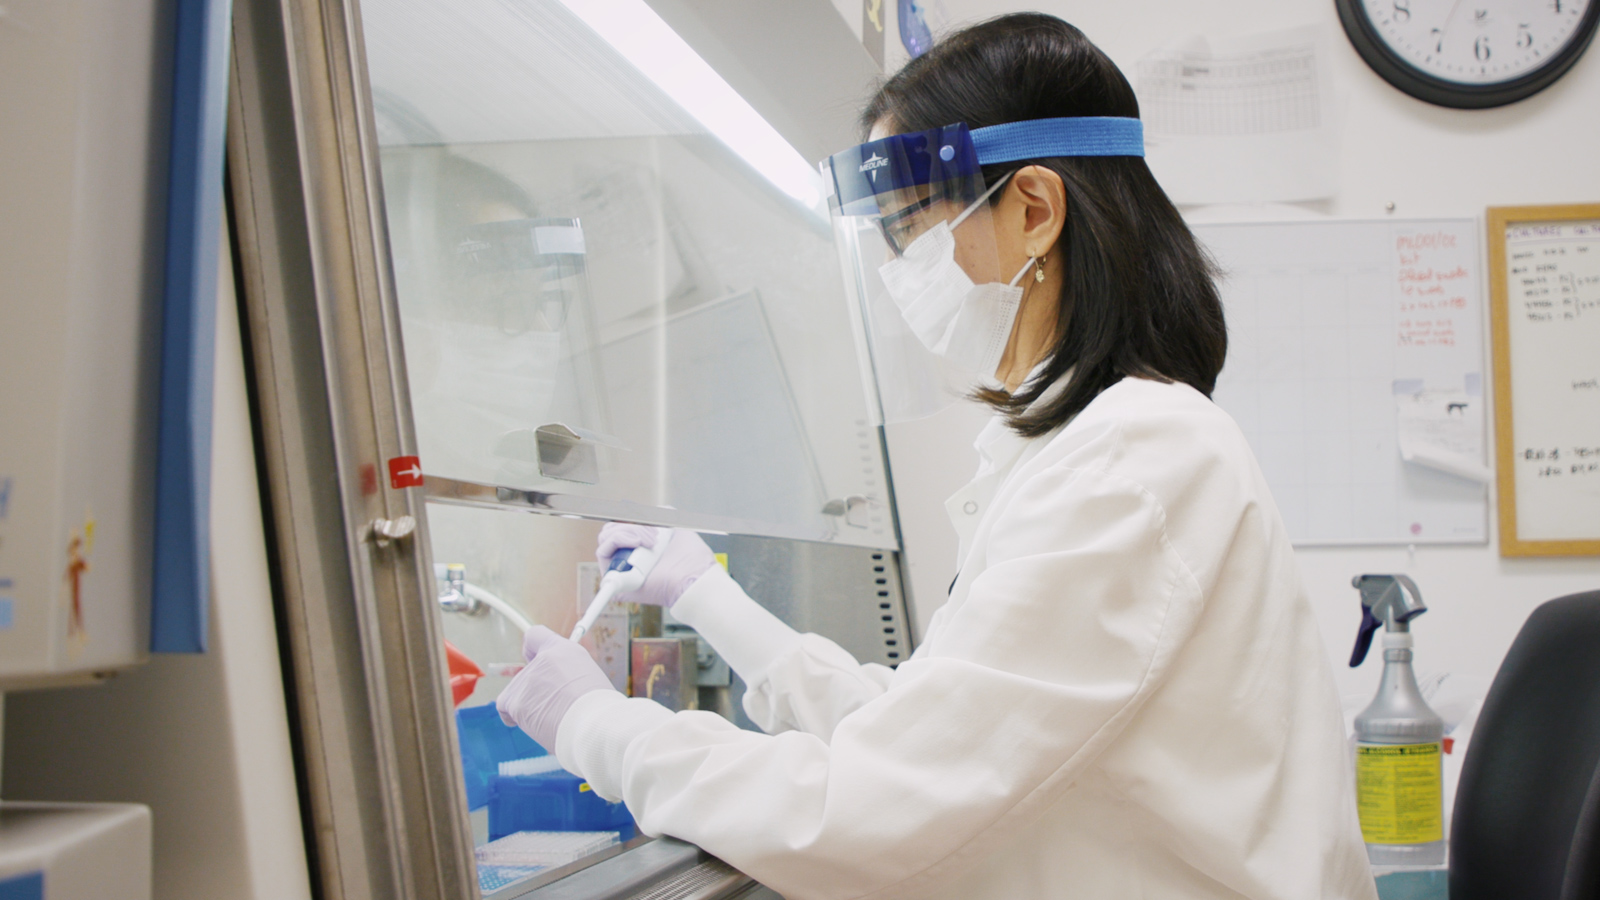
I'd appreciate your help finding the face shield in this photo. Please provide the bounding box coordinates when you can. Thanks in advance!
[820,117,1145,423]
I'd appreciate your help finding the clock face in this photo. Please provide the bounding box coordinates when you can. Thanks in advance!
[1338,0,1600,106]
[1362,0,1593,84]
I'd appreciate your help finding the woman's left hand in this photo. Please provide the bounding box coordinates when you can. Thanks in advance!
[496,626,617,752]
[596,523,717,609]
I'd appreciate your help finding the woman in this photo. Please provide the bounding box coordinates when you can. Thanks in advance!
[498,14,1376,900]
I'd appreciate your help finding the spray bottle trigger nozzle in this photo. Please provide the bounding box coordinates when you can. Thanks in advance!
[1350,605,1383,668]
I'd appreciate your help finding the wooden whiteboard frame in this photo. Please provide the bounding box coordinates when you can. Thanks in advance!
[1487,203,1600,557]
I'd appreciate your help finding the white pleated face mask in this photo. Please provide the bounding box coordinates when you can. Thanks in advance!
[876,176,1035,384]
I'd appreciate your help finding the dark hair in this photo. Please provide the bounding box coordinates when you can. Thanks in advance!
[862,14,1226,437]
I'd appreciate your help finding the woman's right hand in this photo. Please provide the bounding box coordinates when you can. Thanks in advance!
[596,523,717,609]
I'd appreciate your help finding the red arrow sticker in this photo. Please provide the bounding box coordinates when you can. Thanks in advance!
[388,456,424,489]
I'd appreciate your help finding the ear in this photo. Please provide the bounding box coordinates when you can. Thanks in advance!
[1004,165,1066,258]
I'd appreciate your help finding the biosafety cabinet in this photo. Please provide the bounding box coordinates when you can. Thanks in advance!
[227,0,908,897]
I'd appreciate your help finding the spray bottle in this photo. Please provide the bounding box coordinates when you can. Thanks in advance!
[1348,574,1446,866]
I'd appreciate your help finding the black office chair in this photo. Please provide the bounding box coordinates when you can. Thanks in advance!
[1451,590,1600,900]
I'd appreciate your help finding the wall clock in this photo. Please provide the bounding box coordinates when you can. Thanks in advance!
[1335,0,1600,108]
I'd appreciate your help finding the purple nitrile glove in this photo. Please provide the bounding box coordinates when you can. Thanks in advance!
[595,523,717,610]
[496,625,616,752]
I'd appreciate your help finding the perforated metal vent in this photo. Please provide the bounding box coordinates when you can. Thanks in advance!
[870,551,905,663]
[723,538,914,668]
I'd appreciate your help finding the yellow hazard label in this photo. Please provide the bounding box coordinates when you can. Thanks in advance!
[1356,742,1443,844]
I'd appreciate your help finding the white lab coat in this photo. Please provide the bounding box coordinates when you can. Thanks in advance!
[555,376,1378,900]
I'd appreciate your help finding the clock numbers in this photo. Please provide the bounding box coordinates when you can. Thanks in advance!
[1343,0,1596,106]
[1360,0,1592,84]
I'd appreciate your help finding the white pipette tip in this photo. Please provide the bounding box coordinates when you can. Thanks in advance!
[570,576,623,641]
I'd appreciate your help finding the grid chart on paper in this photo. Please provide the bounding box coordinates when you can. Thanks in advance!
[1137,44,1320,136]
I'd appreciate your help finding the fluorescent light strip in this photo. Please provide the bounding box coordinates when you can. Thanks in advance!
[554,0,822,209]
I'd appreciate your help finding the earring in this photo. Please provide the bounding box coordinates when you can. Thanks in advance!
[1035,254,1047,283]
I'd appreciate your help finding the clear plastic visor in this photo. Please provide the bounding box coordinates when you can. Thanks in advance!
[821,125,1008,423]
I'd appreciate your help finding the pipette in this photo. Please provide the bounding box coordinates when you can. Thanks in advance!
[569,526,674,642]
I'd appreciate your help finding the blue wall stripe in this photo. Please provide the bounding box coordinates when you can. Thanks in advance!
[150,0,233,653]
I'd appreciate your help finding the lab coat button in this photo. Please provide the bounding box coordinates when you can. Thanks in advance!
[963,500,979,515]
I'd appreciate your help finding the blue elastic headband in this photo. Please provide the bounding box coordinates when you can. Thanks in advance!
[824,117,1144,216]
[970,116,1144,162]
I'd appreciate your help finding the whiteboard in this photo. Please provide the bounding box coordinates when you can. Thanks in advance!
[1195,218,1488,545]
[1489,210,1600,554]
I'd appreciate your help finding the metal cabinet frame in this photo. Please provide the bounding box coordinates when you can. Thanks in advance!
[227,2,908,897]
[228,0,473,895]
[229,3,776,898]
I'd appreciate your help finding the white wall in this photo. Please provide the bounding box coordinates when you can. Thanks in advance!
[884,0,1600,706]
[1,0,313,892]
[2,234,313,900]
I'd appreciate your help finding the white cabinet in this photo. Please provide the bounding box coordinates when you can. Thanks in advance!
[0,0,171,686]
[0,803,152,900]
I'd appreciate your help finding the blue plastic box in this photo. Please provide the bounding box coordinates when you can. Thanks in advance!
[455,703,545,810]
[488,769,636,842]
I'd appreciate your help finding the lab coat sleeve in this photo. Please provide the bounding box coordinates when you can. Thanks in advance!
[672,565,895,740]
[556,459,1206,900]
